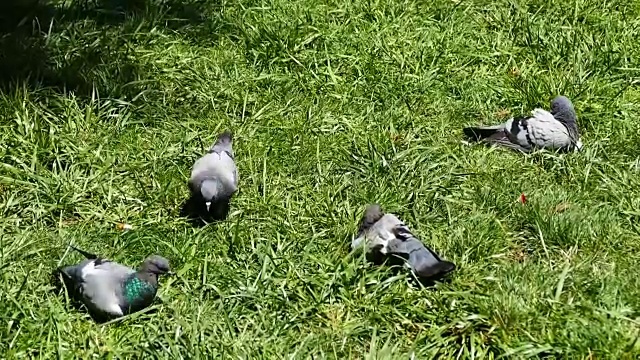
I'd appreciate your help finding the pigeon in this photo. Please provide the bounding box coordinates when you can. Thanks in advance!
[188,131,238,219]
[57,245,171,320]
[352,204,456,282]
[463,95,582,153]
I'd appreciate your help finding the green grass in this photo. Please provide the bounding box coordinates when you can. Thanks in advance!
[1,0,640,357]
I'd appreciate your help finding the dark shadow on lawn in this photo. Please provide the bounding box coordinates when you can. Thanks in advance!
[180,195,231,227]
[0,0,225,96]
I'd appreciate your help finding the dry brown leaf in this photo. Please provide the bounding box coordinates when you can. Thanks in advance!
[390,133,404,143]
[511,249,527,263]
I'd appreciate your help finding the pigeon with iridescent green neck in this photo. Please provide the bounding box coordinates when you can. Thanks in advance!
[57,246,171,319]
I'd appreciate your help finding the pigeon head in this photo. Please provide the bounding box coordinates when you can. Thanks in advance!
[200,179,219,211]
[550,95,580,147]
[364,204,384,222]
[140,255,171,275]
[357,204,385,236]
[210,131,234,157]
[550,96,576,124]
[217,131,233,145]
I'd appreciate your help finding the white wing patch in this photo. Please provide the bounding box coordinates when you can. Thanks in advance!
[504,117,531,148]
[80,261,124,316]
[356,214,404,255]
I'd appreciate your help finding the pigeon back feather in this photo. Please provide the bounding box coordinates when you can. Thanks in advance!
[524,109,575,150]
[352,213,396,263]
[190,154,237,195]
[80,261,136,317]
[190,132,237,198]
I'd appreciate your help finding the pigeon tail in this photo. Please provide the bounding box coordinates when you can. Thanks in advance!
[463,125,506,142]
[407,247,456,279]
[70,245,98,259]
[55,266,74,284]
[463,125,530,152]
[58,264,81,279]
[393,234,456,281]
[411,255,456,280]
[54,264,84,299]
[200,179,220,202]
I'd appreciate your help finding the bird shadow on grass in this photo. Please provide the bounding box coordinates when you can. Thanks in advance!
[179,195,231,227]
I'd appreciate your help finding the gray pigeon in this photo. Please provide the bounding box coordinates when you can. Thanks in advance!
[352,204,456,282]
[189,131,238,216]
[463,95,582,153]
[57,246,171,319]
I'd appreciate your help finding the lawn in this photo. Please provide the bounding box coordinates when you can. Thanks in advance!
[1,0,640,357]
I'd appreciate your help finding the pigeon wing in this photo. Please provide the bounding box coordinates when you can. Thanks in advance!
[58,259,94,296]
[388,224,456,280]
[80,261,135,317]
[464,121,531,152]
[501,116,535,152]
[525,109,573,150]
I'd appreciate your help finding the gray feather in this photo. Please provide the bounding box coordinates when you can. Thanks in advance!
[81,261,136,317]
[210,131,234,157]
[353,205,455,281]
[189,131,238,206]
[356,204,384,237]
[389,227,456,279]
[58,250,170,319]
[463,95,581,153]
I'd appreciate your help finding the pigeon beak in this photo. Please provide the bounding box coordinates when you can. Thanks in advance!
[166,271,176,276]
[205,201,211,212]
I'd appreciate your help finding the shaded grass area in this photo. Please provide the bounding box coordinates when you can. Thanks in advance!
[1,0,640,357]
